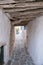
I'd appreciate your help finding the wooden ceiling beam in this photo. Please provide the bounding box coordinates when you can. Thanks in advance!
[0,1,43,25]
[10,15,37,21]
[13,22,28,26]
[13,21,30,26]
[0,0,38,5]
[0,1,16,5]
[9,11,38,21]
[0,0,35,5]
[14,24,26,26]
[3,7,43,13]
[0,2,43,9]
[12,17,35,25]
[9,9,43,18]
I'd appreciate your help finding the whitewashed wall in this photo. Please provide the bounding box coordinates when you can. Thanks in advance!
[27,16,43,65]
[0,9,11,64]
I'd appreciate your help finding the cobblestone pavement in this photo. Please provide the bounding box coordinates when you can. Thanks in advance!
[7,32,35,65]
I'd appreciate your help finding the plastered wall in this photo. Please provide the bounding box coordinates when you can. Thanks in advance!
[0,9,11,64]
[27,16,43,65]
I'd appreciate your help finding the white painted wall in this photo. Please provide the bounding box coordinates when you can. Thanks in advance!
[0,9,11,64]
[27,16,43,65]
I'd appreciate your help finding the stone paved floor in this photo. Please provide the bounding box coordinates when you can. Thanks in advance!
[7,32,35,65]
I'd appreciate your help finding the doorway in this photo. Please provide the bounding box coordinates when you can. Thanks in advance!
[0,46,4,65]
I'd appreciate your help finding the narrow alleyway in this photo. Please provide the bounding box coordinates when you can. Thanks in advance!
[7,31,35,65]
[0,1,43,65]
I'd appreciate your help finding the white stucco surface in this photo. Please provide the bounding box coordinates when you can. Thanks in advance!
[0,9,11,64]
[27,16,43,65]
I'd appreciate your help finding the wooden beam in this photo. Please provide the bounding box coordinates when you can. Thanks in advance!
[0,2,43,9]
[11,15,36,21]
[0,1,43,23]
[3,7,43,13]
[0,1,43,19]
[12,17,35,26]
[10,12,43,22]
[8,9,43,18]
[0,1,16,5]
[35,0,43,2]
[15,23,27,26]
[12,20,22,25]
[0,0,34,5]
[0,0,37,5]
[14,23,27,26]
[13,21,30,26]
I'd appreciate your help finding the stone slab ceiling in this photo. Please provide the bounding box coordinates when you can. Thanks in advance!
[0,0,43,25]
